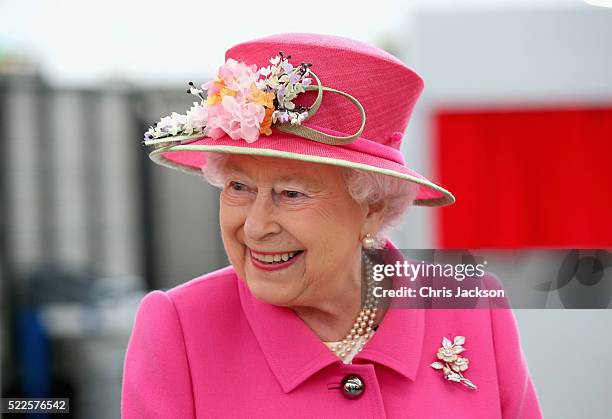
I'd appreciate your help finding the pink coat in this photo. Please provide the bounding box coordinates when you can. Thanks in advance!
[121,241,542,418]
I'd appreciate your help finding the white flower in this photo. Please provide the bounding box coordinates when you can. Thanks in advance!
[269,55,280,65]
[188,103,207,120]
[259,66,272,76]
[158,115,174,130]
[451,356,470,372]
[437,336,465,363]
[183,103,208,135]
[266,76,280,88]
[167,113,186,136]
[278,111,290,124]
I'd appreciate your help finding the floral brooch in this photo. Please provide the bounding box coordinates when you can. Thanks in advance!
[142,51,366,148]
[430,336,478,390]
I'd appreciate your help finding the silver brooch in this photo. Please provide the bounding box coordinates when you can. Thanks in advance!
[430,336,478,390]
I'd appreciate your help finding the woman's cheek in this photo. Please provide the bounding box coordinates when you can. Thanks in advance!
[220,200,247,230]
[219,209,245,265]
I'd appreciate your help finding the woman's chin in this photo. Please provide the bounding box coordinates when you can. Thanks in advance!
[243,264,303,306]
[243,277,296,306]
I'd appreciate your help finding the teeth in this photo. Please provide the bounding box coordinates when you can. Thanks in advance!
[252,250,300,264]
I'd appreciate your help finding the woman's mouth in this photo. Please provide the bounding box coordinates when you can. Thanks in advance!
[249,249,305,271]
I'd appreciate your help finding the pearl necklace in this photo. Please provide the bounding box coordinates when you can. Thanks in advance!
[329,253,380,363]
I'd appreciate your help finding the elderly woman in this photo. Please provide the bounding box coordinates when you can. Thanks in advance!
[121,33,542,418]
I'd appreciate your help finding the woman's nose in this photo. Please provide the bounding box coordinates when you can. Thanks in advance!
[243,190,281,240]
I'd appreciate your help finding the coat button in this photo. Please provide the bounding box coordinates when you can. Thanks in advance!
[341,374,365,399]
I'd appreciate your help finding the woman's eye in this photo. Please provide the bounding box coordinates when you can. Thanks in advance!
[283,190,305,199]
[229,181,248,191]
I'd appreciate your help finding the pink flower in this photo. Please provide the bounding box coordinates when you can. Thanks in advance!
[206,96,265,143]
[206,104,229,140]
[217,58,260,99]
[202,80,219,95]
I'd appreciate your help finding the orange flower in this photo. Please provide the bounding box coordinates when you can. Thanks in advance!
[248,83,275,109]
[260,107,274,136]
[207,81,237,105]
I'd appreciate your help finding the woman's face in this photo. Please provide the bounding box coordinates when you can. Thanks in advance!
[219,154,384,308]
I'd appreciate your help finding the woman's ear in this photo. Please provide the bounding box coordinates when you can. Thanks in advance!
[360,200,387,238]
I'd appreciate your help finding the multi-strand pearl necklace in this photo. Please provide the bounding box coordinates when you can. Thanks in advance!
[329,253,380,363]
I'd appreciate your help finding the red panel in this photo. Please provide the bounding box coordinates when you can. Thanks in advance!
[434,107,612,248]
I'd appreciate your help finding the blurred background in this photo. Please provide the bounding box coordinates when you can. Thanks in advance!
[1,0,611,417]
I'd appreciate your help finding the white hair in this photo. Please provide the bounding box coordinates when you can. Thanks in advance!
[201,153,419,249]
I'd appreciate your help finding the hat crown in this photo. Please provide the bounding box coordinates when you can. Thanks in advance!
[225,32,424,150]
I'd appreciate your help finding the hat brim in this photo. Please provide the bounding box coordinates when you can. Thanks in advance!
[147,132,455,207]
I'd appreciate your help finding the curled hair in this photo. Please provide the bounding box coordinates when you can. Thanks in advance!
[201,153,418,249]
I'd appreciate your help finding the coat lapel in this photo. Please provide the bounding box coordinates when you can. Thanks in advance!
[237,238,425,392]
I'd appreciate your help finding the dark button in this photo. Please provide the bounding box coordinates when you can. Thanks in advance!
[341,374,365,400]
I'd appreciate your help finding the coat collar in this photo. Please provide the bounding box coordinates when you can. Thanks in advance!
[237,238,424,393]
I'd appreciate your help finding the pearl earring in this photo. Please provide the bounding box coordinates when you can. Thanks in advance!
[362,233,375,249]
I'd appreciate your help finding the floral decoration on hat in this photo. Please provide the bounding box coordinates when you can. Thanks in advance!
[143,52,315,145]
[430,336,478,390]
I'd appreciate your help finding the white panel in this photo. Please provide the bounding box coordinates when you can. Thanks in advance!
[516,310,612,419]
[6,78,43,267]
[413,6,612,103]
[50,92,88,268]
[97,92,141,276]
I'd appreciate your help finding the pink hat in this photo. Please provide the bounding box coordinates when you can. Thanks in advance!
[143,32,455,207]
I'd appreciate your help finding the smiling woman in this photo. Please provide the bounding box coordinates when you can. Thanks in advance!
[205,153,401,320]
[121,32,542,418]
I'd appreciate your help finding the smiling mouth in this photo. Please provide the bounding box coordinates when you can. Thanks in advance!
[250,250,305,264]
